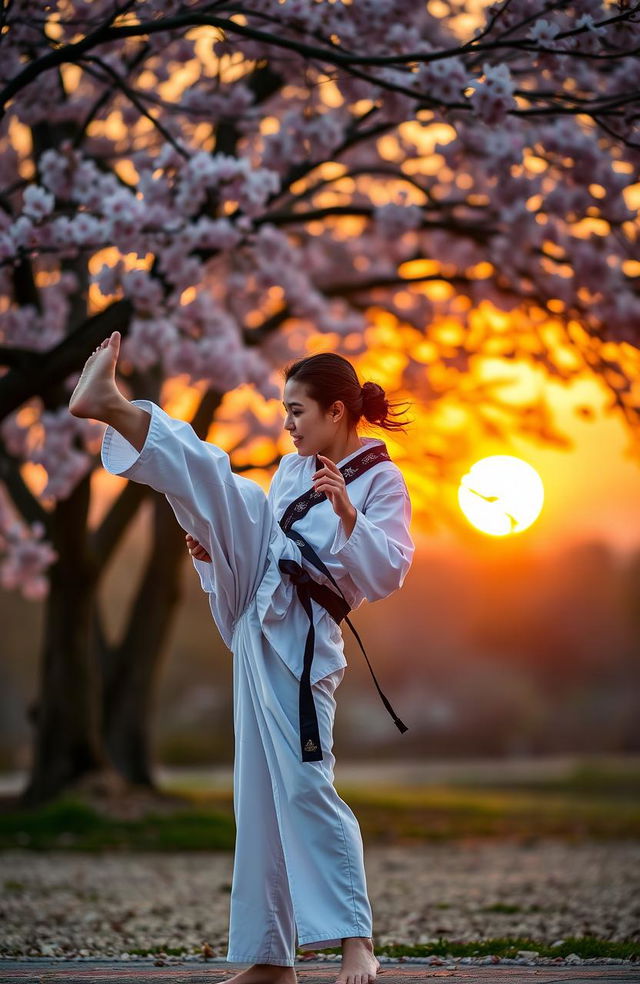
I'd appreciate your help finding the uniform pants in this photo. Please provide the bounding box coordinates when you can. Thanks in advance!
[229,606,372,964]
[103,403,373,965]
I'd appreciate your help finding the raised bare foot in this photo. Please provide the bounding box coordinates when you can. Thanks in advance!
[335,937,380,984]
[69,330,121,420]
[220,964,297,984]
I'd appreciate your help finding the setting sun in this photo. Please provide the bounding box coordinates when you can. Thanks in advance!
[458,455,545,537]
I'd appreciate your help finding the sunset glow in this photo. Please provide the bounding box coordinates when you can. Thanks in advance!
[458,455,545,537]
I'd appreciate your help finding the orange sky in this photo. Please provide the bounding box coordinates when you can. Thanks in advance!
[419,374,640,558]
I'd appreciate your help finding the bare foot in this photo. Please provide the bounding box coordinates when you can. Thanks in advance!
[335,937,380,984]
[220,964,296,984]
[69,330,121,420]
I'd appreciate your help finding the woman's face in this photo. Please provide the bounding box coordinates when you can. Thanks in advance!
[282,378,343,456]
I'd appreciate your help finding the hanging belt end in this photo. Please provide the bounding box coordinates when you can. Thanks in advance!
[301,735,324,762]
[302,747,324,762]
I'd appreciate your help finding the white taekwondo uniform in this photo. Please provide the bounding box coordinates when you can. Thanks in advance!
[101,399,414,966]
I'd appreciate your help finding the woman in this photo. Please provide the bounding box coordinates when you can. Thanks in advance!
[69,330,414,984]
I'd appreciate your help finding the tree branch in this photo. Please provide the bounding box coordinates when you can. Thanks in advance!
[91,478,150,572]
[256,204,496,244]
[0,438,50,529]
[79,55,189,158]
[0,346,42,371]
[3,5,638,126]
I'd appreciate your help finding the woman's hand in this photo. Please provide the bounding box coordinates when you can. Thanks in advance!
[313,455,357,535]
[186,533,212,563]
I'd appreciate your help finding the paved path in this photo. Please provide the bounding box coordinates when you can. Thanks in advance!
[0,961,637,983]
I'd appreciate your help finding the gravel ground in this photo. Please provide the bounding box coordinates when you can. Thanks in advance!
[1,840,638,961]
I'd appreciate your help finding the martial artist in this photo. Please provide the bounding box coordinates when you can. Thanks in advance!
[69,330,414,984]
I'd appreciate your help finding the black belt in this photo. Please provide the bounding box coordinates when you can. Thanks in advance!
[279,547,408,763]
[277,447,408,762]
[278,558,350,762]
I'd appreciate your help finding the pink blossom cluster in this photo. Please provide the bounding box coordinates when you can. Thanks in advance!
[262,110,346,172]
[0,0,639,605]
[116,289,278,399]
[0,273,77,351]
[174,152,280,219]
[121,316,178,371]
[0,520,57,600]
[2,145,276,272]
[417,56,469,105]
[250,224,365,337]
[469,64,517,125]
[1,406,99,501]
[374,199,423,239]
[0,485,57,600]
[181,82,255,122]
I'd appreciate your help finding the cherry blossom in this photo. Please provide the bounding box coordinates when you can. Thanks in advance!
[0,523,58,601]
[374,199,423,239]
[470,64,517,125]
[0,0,638,601]
[528,19,560,44]
[22,186,55,222]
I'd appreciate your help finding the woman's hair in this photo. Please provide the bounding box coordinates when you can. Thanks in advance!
[283,352,411,432]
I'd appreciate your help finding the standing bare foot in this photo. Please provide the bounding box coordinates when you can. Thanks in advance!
[335,937,379,984]
[69,331,122,421]
[220,964,297,984]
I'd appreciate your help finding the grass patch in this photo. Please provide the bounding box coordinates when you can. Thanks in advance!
[481,760,640,801]
[323,937,639,961]
[120,938,639,961]
[339,784,640,842]
[1,781,638,850]
[0,796,235,851]
[481,902,523,913]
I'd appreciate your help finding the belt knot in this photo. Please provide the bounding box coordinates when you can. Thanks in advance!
[278,558,311,587]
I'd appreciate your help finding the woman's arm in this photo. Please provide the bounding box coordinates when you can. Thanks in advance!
[330,477,414,602]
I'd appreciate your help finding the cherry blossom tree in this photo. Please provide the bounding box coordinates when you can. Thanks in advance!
[0,0,639,804]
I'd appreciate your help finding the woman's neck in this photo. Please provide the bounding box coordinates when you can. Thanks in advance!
[319,429,363,464]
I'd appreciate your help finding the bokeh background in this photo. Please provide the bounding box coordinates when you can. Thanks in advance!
[1,0,640,964]
[2,379,640,771]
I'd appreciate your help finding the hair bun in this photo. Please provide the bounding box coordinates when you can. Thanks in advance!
[361,381,389,424]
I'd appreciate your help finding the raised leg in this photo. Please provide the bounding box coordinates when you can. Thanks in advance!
[84,336,278,642]
[69,331,150,451]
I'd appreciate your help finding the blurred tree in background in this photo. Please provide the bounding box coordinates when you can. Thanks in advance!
[0,0,638,804]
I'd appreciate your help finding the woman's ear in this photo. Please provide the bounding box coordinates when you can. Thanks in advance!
[329,400,345,422]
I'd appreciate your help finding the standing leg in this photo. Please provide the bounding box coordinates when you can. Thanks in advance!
[234,614,374,958]
[227,638,297,967]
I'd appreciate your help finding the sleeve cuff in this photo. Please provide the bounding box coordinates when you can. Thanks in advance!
[192,556,215,593]
[101,399,155,476]
[330,508,362,557]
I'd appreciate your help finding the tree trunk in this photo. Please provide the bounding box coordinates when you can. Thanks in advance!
[102,492,187,785]
[21,473,107,806]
